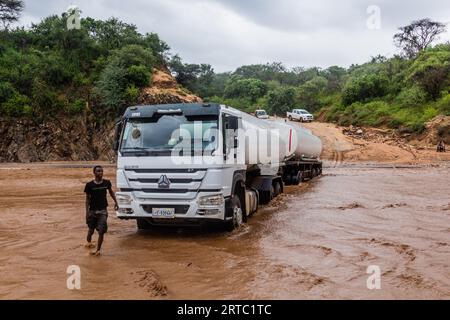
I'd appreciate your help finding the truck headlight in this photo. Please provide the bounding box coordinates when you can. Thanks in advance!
[118,208,134,215]
[117,193,132,205]
[198,194,224,206]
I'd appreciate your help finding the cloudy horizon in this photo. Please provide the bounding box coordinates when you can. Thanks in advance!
[16,0,450,72]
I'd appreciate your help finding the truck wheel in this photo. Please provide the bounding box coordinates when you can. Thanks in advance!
[259,186,273,205]
[284,174,292,186]
[226,196,243,231]
[288,116,292,121]
[299,117,304,123]
[273,181,282,197]
[137,219,153,230]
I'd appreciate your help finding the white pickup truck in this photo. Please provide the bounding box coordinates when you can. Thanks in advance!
[287,109,314,122]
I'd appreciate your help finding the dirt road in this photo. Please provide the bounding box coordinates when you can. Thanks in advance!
[299,121,450,164]
[0,161,449,299]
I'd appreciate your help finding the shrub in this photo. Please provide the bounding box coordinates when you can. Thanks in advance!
[224,77,267,103]
[66,99,85,114]
[342,73,389,106]
[395,86,427,108]
[125,85,140,104]
[1,93,32,117]
[126,64,151,87]
[265,87,296,116]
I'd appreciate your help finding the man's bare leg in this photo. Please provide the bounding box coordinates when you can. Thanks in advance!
[91,233,104,255]
[85,229,96,248]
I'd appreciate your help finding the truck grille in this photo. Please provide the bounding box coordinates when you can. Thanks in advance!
[142,205,190,215]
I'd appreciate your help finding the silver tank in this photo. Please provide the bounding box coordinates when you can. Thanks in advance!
[227,107,322,165]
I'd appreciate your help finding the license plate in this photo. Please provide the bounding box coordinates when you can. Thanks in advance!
[151,208,175,218]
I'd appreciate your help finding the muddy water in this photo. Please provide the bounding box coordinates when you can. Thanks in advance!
[0,163,449,299]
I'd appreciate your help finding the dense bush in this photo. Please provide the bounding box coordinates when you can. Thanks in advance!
[265,87,296,116]
[0,12,168,118]
[224,76,267,102]
[342,73,389,106]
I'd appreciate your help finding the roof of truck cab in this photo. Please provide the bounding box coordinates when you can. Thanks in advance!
[123,103,221,118]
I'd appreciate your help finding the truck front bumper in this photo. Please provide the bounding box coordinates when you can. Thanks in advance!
[115,192,227,226]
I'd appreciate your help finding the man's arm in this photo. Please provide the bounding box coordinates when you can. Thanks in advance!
[85,193,90,217]
[108,187,119,210]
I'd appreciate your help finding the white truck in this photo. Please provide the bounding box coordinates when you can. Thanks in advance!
[287,109,314,122]
[113,103,322,231]
[254,109,269,119]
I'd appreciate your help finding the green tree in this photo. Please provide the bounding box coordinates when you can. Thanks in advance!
[0,0,24,29]
[342,72,389,106]
[224,76,267,102]
[94,45,154,110]
[394,19,447,58]
[265,87,296,116]
[297,76,328,110]
[407,45,450,99]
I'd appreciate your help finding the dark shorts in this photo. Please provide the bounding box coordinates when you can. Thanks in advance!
[87,210,108,234]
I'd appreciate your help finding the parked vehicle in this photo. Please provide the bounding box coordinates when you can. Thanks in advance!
[113,103,322,231]
[287,109,314,122]
[255,109,269,119]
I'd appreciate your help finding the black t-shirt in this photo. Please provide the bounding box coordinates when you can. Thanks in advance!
[84,179,112,211]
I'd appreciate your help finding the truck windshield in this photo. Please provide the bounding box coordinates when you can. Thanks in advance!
[120,115,219,156]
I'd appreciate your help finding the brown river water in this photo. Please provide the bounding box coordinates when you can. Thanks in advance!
[0,162,449,299]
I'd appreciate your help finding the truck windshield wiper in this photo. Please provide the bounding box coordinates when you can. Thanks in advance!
[121,148,174,156]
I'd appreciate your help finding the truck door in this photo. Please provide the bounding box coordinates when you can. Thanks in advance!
[222,114,239,160]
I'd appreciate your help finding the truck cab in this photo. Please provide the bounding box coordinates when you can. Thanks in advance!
[114,103,252,230]
[113,103,322,231]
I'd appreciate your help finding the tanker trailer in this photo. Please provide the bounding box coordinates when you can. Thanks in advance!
[113,103,322,231]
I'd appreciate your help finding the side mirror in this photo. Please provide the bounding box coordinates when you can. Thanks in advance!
[112,140,119,152]
[113,121,122,152]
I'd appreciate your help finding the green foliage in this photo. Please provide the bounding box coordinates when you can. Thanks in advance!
[126,65,151,87]
[94,62,127,109]
[0,12,168,118]
[66,99,85,115]
[342,72,389,106]
[94,45,154,109]
[265,87,296,116]
[168,55,215,96]
[407,46,450,99]
[224,76,267,102]
[395,86,427,108]
[297,76,328,111]
[434,93,450,115]
[125,85,140,104]
[1,92,31,116]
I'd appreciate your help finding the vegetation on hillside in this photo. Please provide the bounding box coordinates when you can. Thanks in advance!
[0,3,449,134]
[0,4,169,120]
[170,19,450,133]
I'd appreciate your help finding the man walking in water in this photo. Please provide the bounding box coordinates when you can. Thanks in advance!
[84,165,118,256]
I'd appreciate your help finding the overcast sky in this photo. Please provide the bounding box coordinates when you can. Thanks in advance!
[17,0,450,72]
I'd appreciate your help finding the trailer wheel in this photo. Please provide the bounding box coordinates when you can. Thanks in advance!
[226,196,243,231]
[291,171,302,185]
